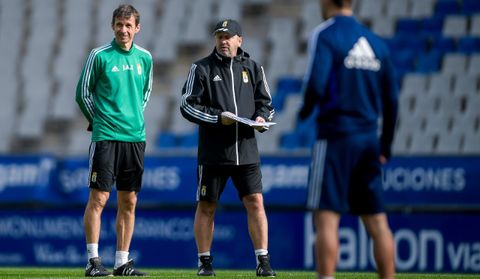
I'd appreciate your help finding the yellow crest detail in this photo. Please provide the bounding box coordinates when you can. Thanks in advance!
[222,20,228,27]
[201,185,207,196]
[137,63,142,75]
[242,71,249,83]
[91,172,97,183]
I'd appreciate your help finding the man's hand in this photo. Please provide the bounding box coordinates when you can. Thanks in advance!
[379,155,387,165]
[253,116,268,132]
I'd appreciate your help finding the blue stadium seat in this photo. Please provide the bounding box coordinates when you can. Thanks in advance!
[156,132,178,148]
[280,132,303,149]
[280,113,316,149]
[434,0,461,17]
[428,35,456,53]
[462,0,480,15]
[396,18,421,37]
[457,37,480,54]
[272,77,303,112]
[415,50,443,73]
[421,16,444,37]
[392,49,417,72]
[386,34,426,53]
[178,131,198,148]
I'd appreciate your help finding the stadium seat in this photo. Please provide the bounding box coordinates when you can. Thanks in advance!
[463,94,480,119]
[280,116,316,150]
[408,132,435,154]
[427,73,452,96]
[441,53,468,75]
[437,94,465,118]
[214,0,241,22]
[415,51,442,73]
[242,38,266,66]
[462,130,480,154]
[467,54,480,75]
[452,74,478,96]
[424,113,451,135]
[156,132,178,149]
[357,0,385,20]
[410,0,435,19]
[133,0,160,50]
[470,14,480,37]
[300,0,323,43]
[434,0,461,18]
[442,15,468,38]
[452,113,478,136]
[272,78,303,112]
[385,0,409,19]
[421,16,444,38]
[398,95,415,116]
[396,18,422,37]
[436,131,463,154]
[413,94,439,117]
[152,0,188,63]
[178,131,199,148]
[372,16,395,38]
[401,73,428,96]
[180,0,213,46]
[457,37,480,54]
[428,35,456,53]
[398,112,425,135]
[462,0,480,15]
[392,127,410,154]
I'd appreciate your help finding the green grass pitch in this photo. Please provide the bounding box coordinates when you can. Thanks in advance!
[0,268,479,279]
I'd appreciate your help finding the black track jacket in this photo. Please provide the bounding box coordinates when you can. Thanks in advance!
[180,48,274,165]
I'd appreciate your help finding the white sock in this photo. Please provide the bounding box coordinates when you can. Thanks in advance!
[114,251,129,269]
[86,243,98,260]
[198,251,210,267]
[254,249,268,265]
[318,276,334,279]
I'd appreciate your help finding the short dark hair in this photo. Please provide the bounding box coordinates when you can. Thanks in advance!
[331,0,353,8]
[111,4,140,26]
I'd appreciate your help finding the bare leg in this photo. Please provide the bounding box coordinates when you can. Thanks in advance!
[361,213,395,279]
[84,189,110,244]
[194,201,217,253]
[116,191,138,251]
[314,210,340,277]
[242,193,268,249]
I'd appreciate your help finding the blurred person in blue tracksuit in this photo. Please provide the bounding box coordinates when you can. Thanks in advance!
[298,0,399,278]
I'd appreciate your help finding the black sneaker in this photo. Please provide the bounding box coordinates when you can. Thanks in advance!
[112,259,147,276]
[256,254,276,277]
[197,255,216,276]
[85,257,112,277]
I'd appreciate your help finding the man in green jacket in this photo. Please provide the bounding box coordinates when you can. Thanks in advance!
[75,4,152,277]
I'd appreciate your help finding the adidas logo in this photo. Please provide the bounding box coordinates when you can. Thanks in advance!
[112,65,120,72]
[213,75,222,81]
[344,37,381,71]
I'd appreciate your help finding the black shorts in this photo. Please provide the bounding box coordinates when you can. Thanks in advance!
[197,163,263,202]
[88,141,145,192]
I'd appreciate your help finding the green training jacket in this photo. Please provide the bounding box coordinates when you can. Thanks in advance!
[75,39,153,142]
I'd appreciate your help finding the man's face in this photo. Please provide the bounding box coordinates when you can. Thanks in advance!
[112,16,140,48]
[215,32,242,58]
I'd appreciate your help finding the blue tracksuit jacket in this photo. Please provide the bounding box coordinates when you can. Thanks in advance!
[299,15,399,158]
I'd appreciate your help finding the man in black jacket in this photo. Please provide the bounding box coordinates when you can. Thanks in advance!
[180,19,276,277]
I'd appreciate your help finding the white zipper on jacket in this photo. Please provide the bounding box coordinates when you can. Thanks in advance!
[229,59,239,165]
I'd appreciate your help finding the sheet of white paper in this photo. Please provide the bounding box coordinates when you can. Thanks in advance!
[221,112,276,128]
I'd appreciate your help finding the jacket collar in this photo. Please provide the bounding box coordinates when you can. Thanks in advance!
[211,47,250,64]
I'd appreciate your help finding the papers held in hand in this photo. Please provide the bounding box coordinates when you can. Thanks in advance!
[221,112,276,128]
